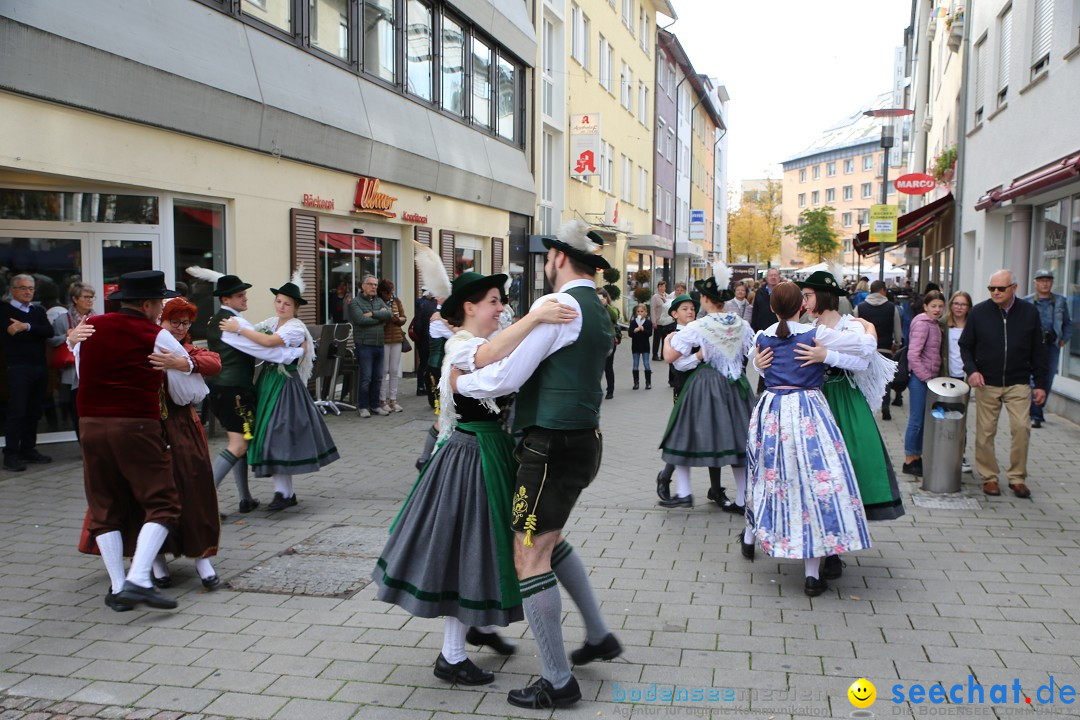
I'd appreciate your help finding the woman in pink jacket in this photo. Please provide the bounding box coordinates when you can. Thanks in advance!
[903,290,946,475]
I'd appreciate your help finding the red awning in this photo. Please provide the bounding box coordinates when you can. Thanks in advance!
[854,193,954,256]
[319,232,379,253]
[975,152,1080,211]
[178,206,221,229]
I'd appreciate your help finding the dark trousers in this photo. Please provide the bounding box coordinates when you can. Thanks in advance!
[356,344,385,410]
[1031,344,1059,422]
[651,323,670,358]
[604,346,616,392]
[5,363,46,458]
[416,340,431,393]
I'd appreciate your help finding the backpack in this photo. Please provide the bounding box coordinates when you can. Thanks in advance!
[890,344,910,392]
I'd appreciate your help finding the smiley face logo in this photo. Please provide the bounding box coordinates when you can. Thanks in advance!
[848,678,876,708]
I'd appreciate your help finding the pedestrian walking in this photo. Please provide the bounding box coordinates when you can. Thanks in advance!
[1023,269,1071,428]
[628,303,652,389]
[959,270,1047,498]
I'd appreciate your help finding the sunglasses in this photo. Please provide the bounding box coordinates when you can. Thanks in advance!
[987,285,1015,292]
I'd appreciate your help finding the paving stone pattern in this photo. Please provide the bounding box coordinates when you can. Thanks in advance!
[1,349,1080,719]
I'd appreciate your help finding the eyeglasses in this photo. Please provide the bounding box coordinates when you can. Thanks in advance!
[13,285,34,291]
[951,301,969,307]
[987,285,1015,293]
[801,292,815,300]
[168,319,192,328]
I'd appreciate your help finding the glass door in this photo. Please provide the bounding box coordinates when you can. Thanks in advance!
[89,233,160,313]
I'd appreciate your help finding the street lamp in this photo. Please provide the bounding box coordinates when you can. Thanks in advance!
[863,108,913,284]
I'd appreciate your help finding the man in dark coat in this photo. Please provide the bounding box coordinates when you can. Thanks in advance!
[1,274,54,471]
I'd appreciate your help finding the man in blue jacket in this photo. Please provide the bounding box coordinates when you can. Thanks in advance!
[1023,269,1071,428]
[959,269,1048,498]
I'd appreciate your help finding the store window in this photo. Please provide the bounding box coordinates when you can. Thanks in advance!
[1065,196,1080,381]
[319,233,398,324]
[311,0,349,60]
[454,247,481,276]
[0,189,158,224]
[174,200,226,340]
[441,15,465,116]
[363,0,397,82]
[242,0,291,33]
[472,36,492,128]
[405,0,433,101]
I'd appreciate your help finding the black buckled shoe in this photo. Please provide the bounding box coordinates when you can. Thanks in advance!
[739,534,755,561]
[658,494,693,508]
[104,592,133,612]
[433,653,494,686]
[656,471,672,502]
[570,633,622,665]
[721,499,745,515]
[507,676,582,709]
[151,572,172,589]
[238,498,260,513]
[116,581,177,610]
[266,492,298,512]
[466,627,516,656]
[822,555,844,580]
[201,575,222,590]
[804,576,829,597]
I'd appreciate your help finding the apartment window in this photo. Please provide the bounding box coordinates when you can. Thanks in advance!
[666,127,675,161]
[825,188,835,203]
[311,0,349,60]
[621,155,633,203]
[811,190,820,205]
[974,37,987,123]
[364,0,397,82]
[639,8,648,52]
[405,0,433,101]
[541,18,554,116]
[667,63,675,96]
[471,37,492,128]
[997,5,1012,107]
[826,161,836,177]
[639,167,650,210]
[1031,0,1053,79]
[812,165,820,180]
[622,65,634,110]
[599,141,614,193]
[799,168,806,183]
[571,4,590,69]
[619,63,629,109]
[622,0,633,31]
[842,212,852,227]
[666,191,674,224]
[638,82,648,125]
[496,55,518,142]
[863,155,874,171]
[887,183,896,196]
[655,184,662,219]
[242,0,291,32]
[843,185,853,201]
[657,56,667,91]
[861,182,872,198]
[844,158,854,174]
[599,37,612,91]
[798,193,806,208]
[441,15,465,115]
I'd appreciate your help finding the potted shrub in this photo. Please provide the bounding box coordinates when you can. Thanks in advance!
[633,269,651,286]
[633,287,652,303]
[932,145,958,184]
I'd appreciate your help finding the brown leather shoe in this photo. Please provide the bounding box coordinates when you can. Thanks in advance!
[1009,483,1031,498]
[982,480,1001,496]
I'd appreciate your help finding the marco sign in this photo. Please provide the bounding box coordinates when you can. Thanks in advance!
[894,173,937,195]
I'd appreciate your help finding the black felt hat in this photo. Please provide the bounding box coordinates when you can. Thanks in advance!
[269,282,308,305]
[106,271,180,301]
[796,270,849,296]
[693,276,734,303]
[213,275,252,297]
[440,272,508,318]
[543,220,611,270]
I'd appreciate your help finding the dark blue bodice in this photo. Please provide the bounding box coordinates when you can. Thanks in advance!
[758,328,826,389]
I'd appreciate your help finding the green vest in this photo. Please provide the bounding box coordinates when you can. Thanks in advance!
[206,308,257,390]
[513,285,612,432]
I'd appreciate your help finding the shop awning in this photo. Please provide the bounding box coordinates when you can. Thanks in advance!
[319,232,379,254]
[854,193,953,256]
[628,233,674,258]
[975,151,1080,211]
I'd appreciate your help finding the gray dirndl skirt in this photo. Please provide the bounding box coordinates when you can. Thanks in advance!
[660,364,756,467]
[373,431,523,627]
[252,373,340,477]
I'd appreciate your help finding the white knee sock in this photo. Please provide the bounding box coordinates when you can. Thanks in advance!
[732,465,747,506]
[442,616,467,663]
[127,522,170,589]
[473,625,498,633]
[805,557,821,579]
[95,531,126,594]
[743,527,754,544]
[673,465,692,499]
[194,557,216,580]
[152,554,170,580]
[273,473,294,498]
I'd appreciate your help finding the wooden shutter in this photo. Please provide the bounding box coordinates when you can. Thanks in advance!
[492,237,504,273]
[1031,0,1053,70]
[997,7,1012,98]
[440,230,456,278]
[289,209,319,325]
[414,225,432,296]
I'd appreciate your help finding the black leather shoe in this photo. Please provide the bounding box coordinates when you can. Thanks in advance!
[706,486,731,506]
[739,535,755,561]
[656,471,671,502]
[151,572,172,589]
[238,498,260,513]
[605,389,614,399]
[266,492,298,512]
[1031,419,1042,428]
[201,575,222,590]
[508,676,582,709]
[902,459,923,476]
[804,576,829,597]
[116,581,177,610]
[415,458,426,472]
[881,409,892,421]
[433,653,494,685]
[892,395,903,407]
[658,494,693,508]
[721,500,745,515]
[21,449,51,464]
[104,592,133,612]
[2,455,26,472]
[822,555,844,580]
[466,627,516,656]
[570,633,622,665]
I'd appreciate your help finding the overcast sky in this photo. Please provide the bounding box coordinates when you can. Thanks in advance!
[667,0,912,188]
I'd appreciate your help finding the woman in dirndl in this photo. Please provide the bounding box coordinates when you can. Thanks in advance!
[658,263,755,510]
[373,271,577,686]
[218,268,339,511]
[744,281,873,597]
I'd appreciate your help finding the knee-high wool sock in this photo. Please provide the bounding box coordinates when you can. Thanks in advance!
[212,449,239,489]
[442,616,467,663]
[231,456,253,501]
[152,554,170,581]
[195,557,216,580]
[520,572,572,689]
[673,465,692,499]
[272,473,294,499]
[127,523,170,588]
[551,541,609,645]
[805,557,822,579]
[731,465,747,506]
[95,531,126,594]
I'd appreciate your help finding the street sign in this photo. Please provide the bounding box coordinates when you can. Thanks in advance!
[689,209,705,240]
[894,173,937,195]
[570,114,601,178]
[869,204,899,244]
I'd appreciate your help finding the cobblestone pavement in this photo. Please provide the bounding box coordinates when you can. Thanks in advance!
[2,349,1080,719]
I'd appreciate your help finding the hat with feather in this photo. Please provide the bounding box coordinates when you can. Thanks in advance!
[796,263,849,296]
[412,241,453,301]
[544,219,611,270]
[186,266,251,297]
[270,264,309,305]
[693,261,734,303]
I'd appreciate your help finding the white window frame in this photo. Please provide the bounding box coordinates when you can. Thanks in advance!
[997,5,1012,107]
[799,168,806,183]
[1030,0,1053,79]
[639,167,648,210]
[974,36,987,124]
[825,188,835,203]
[843,185,853,201]
[599,36,612,91]
[842,212,852,228]
[798,193,806,208]
[863,155,874,171]
[826,161,836,177]
[811,190,819,205]
[622,0,633,32]
[861,182,872,199]
[812,165,820,180]
[621,155,633,203]
[638,81,648,125]
[844,158,854,174]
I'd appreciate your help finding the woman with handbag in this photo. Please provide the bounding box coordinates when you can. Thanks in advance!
[379,279,407,413]
[49,282,95,439]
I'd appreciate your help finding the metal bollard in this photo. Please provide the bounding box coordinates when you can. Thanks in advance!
[922,377,970,493]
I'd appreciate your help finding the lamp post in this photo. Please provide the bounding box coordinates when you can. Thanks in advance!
[863,108,914,284]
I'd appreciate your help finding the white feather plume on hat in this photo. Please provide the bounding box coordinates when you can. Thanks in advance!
[556,219,602,255]
[829,260,846,285]
[290,263,305,294]
[186,266,224,283]
[413,241,452,300]
[711,260,732,291]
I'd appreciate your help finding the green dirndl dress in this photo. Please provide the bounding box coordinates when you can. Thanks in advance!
[248,361,340,477]
[822,369,905,521]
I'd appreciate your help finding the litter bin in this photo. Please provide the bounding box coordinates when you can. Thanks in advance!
[922,377,970,493]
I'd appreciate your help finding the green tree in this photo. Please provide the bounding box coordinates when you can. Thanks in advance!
[784,206,841,262]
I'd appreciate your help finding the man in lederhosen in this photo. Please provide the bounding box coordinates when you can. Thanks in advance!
[452,220,619,709]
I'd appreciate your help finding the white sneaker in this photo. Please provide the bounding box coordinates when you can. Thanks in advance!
[389,401,404,413]
[358,408,371,418]
[961,462,972,474]
[372,406,390,416]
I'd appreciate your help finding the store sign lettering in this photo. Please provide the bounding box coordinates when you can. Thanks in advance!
[302,194,335,210]
[402,212,428,224]
[894,173,937,195]
[353,177,398,218]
